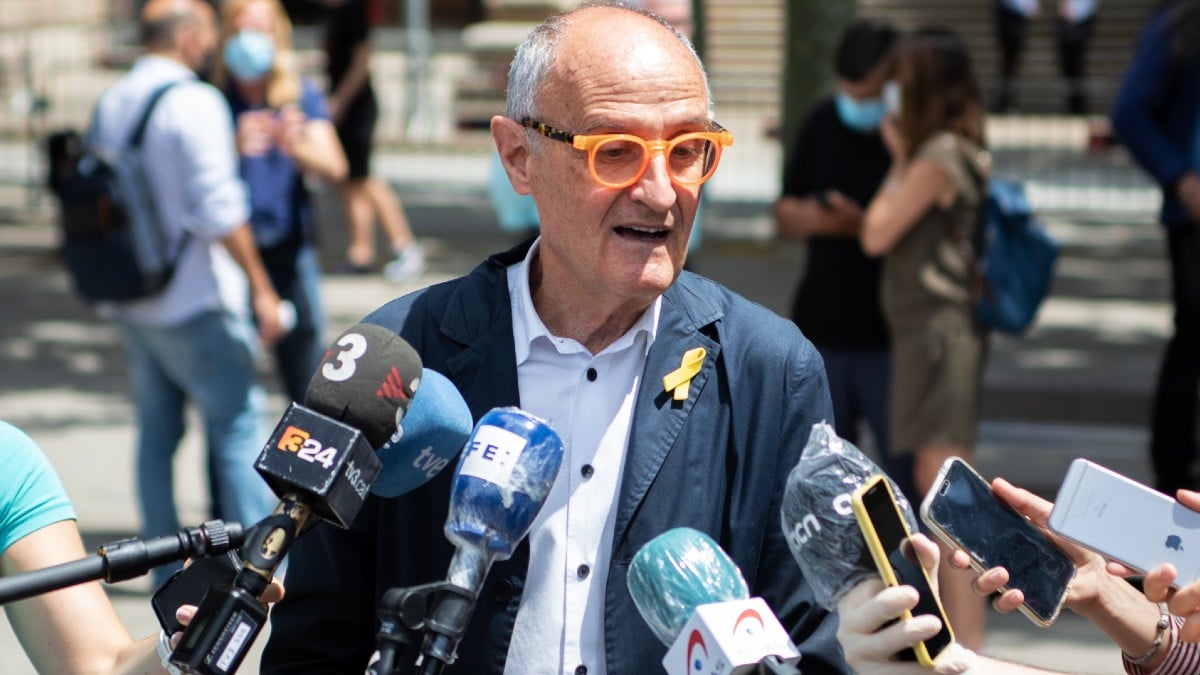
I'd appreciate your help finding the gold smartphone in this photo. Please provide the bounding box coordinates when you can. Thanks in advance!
[851,474,956,667]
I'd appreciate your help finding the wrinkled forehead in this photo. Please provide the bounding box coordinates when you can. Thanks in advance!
[537,8,708,128]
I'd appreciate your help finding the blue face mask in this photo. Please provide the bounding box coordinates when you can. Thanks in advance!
[223,29,275,82]
[835,91,886,133]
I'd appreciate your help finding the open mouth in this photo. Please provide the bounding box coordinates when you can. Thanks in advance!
[614,225,669,241]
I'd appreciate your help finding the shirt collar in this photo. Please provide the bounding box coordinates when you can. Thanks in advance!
[509,237,661,365]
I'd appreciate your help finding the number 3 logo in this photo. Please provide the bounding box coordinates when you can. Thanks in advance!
[322,332,368,382]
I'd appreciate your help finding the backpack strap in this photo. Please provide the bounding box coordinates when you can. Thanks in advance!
[128,81,181,149]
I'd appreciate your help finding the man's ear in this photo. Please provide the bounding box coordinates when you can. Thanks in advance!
[491,115,533,196]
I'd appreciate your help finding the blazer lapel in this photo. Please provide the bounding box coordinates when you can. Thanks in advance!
[613,275,722,545]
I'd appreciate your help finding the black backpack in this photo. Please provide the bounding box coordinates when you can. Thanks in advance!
[50,82,185,303]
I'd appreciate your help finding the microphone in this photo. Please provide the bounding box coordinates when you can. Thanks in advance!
[0,520,243,605]
[628,527,801,675]
[387,407,563,675]
[372,367,473,498]
[170,323,423,674]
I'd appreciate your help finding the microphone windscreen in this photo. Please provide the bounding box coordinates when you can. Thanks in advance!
[372,368,473,498]
[780,422,918,611]
[445,407,563,563]
[627,527,749,647]
[304,323,422,449]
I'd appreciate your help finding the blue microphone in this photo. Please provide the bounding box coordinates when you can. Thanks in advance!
[420,407,564,673]
[372,368,474,498]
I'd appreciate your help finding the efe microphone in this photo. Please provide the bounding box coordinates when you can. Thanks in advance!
[373,407,564,675]
[628,527,801,675]
[170,323,421,675]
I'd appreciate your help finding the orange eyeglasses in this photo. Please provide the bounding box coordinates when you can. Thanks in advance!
[521,117,735,189]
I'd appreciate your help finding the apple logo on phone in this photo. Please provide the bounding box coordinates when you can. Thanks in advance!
[1166,534,1184,551]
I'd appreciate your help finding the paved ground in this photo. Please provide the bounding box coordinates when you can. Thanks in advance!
[0,181,1169,673]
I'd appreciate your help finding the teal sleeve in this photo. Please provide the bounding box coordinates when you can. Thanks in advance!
[0,421,76,556]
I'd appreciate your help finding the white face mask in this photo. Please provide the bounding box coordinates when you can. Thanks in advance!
[883,80,902,117]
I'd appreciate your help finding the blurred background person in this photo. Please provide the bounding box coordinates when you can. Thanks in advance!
[993,0,1098,114]
[320,0,425,282]
[212,0,346,404]
[1111,0,1200,495]
[860,26,991,649]
[773,18,910,501]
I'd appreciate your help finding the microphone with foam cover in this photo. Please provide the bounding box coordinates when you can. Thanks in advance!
[415,407,564,674]
[171,323,422,675]
[628,528,801,675]
[372,368,473,498]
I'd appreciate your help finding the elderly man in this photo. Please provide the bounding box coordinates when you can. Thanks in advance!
[262,4,845,674]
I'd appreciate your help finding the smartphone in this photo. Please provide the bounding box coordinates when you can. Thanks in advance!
[920,457,1075,626]
[852,474,955,667]
[150,551,241,635]
[1049,458,1200,586]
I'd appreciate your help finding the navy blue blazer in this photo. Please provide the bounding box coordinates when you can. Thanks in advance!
[262,240,848,674]
[1111,5,1200,228]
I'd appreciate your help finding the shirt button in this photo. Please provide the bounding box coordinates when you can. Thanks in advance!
[580,464,594,479]
[586,367,597,381]
[577,564,590,579]
[575,665,588,675]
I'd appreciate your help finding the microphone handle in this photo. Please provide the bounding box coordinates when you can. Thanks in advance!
[0,520,242,605]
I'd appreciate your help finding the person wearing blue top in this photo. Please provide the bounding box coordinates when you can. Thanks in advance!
[212,0,348,405]
[1111,0,1200,495]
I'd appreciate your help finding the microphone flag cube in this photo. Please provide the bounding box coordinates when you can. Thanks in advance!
[661,597,800,675]
[254,402,382,528]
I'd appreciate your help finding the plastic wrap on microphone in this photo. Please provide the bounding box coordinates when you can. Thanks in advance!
[372,368,473,498]
[779,422,918,610]
[445,406,563,564]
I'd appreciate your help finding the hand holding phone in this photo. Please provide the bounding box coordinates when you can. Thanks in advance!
[921,458,1075,626]
[1049,459,1200,587]
[151,552,241,635]
[852,474,956,667]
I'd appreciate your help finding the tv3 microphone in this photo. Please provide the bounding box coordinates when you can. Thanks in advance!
[411,407,564,675]
[628,527,801,675]
[170,323,423,675]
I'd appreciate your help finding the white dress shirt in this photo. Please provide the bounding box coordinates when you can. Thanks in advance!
[504,239,661,675]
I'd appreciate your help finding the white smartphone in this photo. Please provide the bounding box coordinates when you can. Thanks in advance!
[920,457,1075,626]
[1048,458,1200,586]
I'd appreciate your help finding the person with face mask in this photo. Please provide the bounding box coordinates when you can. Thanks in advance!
[210,0,347,407]
[88,0,283,589]
[773,19,912,501]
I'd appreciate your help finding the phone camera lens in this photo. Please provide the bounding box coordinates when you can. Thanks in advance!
[938,481,950,495]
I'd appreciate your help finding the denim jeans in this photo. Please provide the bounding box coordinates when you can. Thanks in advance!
[270,244,325,404]
[118,309,275,586]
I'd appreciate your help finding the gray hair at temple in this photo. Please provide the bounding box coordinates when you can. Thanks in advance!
[504,0,712,126]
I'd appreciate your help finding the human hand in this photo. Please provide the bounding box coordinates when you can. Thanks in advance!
[837,534,976,674]
[947,477,1109,615]
[168,577,284,646]
[1176,172,1200,226]
[253,292,287,347]
[1139,489,1200,641]
[236,110,276,157]
[275,105,307,156]
[823,190,864,231]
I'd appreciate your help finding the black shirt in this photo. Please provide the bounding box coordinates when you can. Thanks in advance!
[781,97,892,350]
[324,0,371,89]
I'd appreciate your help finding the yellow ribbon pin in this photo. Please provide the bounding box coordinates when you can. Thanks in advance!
[663,347,707,402]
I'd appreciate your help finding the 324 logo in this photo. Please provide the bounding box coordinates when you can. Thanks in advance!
[276,426,339,469]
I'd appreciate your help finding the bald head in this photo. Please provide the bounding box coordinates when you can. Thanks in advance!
[141,0,213,50]
[505,2,709,123]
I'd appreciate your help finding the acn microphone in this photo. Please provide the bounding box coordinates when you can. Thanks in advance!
[170,323,422,675]
[386,407,564,675]
[628,527,801,675]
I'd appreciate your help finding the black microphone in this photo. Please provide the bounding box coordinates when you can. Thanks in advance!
[369,407,564,675]
[0,520,242,605]
[170,323,422,675]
